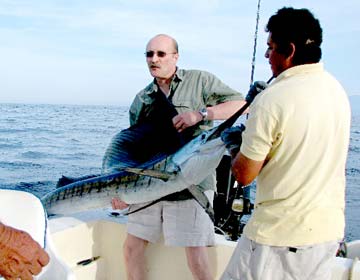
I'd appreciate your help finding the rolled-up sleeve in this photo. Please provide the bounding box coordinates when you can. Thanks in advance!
[202,72,244,106]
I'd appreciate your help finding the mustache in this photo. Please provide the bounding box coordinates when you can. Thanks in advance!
[149,63,160,68]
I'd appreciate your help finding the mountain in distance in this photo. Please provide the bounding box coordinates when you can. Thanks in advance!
[349,95,360,116]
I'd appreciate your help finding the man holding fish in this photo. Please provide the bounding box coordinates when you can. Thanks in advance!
[112,34,245,280]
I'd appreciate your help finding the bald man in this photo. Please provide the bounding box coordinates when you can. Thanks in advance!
[112,34,245,280]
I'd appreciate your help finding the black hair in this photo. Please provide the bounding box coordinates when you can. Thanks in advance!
[266,7,323,65]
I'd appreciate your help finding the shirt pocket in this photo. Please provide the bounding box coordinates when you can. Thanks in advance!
[172,99,202,114]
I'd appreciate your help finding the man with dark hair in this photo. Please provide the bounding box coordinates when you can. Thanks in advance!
[220,7,351,280]
[265,7,323,66]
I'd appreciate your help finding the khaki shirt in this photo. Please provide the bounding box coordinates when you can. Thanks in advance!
[129,68,243,191]
[129,68,243,137]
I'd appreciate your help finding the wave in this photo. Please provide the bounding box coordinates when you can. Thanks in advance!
[0,143,23,149]
[56,152,100,161]
[14,180,56,197]
[0,128,28,133]
[346,167,360,175]
[21,151,51,159]
[348,145,360,153]
[0,128,64,136]
[0,161,42,169]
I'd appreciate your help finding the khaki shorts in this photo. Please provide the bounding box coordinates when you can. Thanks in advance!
[127,198,215,247]
[221,236,339,280]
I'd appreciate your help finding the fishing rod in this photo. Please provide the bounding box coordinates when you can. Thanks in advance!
[214,0,277,239]
[207,0,272,142]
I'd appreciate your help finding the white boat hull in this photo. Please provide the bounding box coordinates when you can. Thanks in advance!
[0,190,358,279]
[49,209,236,279]
[48,209,360,280]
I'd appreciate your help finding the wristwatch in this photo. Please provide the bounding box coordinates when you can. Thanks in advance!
[199,108,208,121]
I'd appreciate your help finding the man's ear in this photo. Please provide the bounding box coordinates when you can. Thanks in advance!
[288,43,296,60]
[284,43,296,66]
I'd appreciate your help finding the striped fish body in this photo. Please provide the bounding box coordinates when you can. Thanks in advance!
[42,130,226,216]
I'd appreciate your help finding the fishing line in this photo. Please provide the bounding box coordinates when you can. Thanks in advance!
[249,0,262,86]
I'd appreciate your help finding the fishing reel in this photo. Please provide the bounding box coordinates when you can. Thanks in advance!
[214,155,254,241]
[226,184,254,240]
[231,184,253,215]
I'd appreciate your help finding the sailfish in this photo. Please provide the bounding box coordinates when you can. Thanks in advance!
[41,81,269,216]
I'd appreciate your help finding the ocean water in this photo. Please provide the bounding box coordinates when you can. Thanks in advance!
[0,103,359,241]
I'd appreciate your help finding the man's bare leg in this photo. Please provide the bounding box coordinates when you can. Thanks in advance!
[123,233,148,280]
[185,246,213,280]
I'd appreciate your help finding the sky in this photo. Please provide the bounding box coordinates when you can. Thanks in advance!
[0,0,359,106]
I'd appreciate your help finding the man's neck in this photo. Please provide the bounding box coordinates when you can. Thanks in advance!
[155,67,177,86]
[156,77,172,87]
[156,73,175,96]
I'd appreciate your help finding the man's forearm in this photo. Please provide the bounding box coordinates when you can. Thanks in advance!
[207,100,245,120]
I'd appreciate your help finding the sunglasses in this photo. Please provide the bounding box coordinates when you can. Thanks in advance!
[145,51,177,58]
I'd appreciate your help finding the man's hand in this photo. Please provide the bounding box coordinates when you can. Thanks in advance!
[0,223,50,280]
[221,125,246,158]
[245,81,268,104]
[111,197,129,210]
[172,111,202,132]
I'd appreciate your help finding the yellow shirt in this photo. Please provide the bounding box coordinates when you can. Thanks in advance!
[241,63,351,246]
